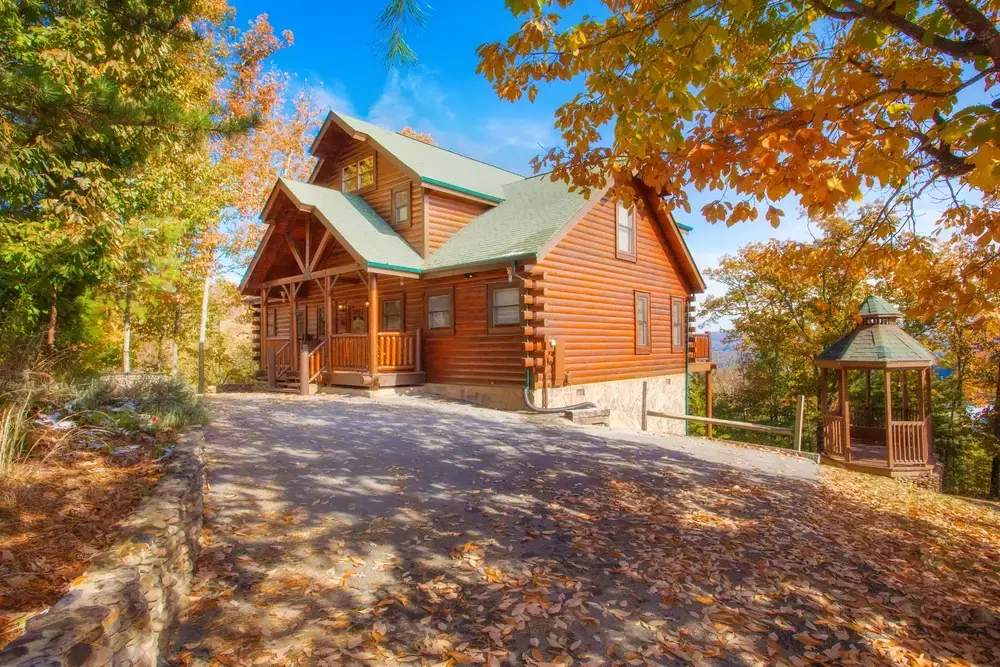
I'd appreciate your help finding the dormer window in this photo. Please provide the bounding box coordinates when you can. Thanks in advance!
[342,155,376,193]
[616,202,636,260]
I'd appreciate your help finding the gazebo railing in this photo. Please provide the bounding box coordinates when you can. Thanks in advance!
[890,417,930,466]
[823,413,846,457]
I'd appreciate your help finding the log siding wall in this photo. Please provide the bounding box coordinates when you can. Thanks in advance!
[425,191,491,253]
[534,193,691,385]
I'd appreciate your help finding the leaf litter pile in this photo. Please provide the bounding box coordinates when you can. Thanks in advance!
[0,416,166,647]
[170,459,999,666]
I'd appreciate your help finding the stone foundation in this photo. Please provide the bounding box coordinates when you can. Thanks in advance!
[529,375,687,435]
[391,376,687,435]
[0,430,205,667]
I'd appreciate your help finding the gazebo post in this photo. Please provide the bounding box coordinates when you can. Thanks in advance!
[839,367,852,462]
[902,370,910,420]
[916,369,925,420]
[884,370,894,469]
[865,370,871,425]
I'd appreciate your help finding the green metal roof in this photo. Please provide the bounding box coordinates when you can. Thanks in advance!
[279,178,424,273]
[859,295,901,317]
[424,174,594,272]
[333,113,524,202]
[816,297,933,365]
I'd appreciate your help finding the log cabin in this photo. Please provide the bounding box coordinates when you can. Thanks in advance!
[239,110,709,433]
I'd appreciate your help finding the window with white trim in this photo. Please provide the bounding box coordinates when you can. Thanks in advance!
[392,186,410,226]
[426,289,453,332]
[616,202,636,259]
[489,285,521,332]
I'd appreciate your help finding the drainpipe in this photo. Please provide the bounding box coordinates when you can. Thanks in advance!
[512,260,596,414]
[685,298,690,436]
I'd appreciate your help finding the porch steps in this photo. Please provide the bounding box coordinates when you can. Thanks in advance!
[273,378,319,395]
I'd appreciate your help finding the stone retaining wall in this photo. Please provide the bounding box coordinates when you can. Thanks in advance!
[0,430,205,667]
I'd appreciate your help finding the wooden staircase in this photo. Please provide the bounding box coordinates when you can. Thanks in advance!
[273,376,319,395]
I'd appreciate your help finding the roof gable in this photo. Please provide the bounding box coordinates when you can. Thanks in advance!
[311,112,523,203]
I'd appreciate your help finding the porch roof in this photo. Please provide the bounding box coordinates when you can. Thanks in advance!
[273,178,424,274]
[815,297,934,367]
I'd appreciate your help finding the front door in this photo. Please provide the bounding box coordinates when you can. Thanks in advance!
[350,305,368,334]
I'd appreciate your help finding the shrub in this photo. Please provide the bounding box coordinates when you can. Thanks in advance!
[74,374,208,431]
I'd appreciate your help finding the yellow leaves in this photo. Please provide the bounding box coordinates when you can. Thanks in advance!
[695,595,715,605]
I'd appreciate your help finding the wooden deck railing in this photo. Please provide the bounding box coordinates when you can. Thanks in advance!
[331,334,369,371]
[307,339,327,383]
[265,338,294,379]
[377,331,418,371]
[891,417,930,465]
[691,333,711,363]
[823,413,846,457]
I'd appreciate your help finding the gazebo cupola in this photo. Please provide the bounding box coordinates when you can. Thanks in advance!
[814,296,937,477]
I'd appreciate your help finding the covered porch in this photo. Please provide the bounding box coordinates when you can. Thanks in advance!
[243,178,428,393]
[260,270,424,393]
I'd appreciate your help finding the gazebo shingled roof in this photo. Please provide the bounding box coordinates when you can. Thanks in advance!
[815,296,935,367]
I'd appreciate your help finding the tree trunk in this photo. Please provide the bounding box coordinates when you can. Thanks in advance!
[198,276,210,394]
[170,303,180,375]
[990,356,1000,499]
[123,285,132,374]
[46,289,57,350]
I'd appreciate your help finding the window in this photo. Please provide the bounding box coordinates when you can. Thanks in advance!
[381,298,403,332]
[672,297,684,353]
[635,291,651,354]
[425,287,454,334]
[342,154,376,193]
[296,307,307,340]
[266,307,277,337]
[616,202,636,260]
[392,185,410,227]
[317,306,326,337]
[488,284,521,334]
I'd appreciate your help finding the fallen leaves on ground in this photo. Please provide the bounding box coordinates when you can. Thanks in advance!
[0,435,163,648]
[170,457,1000,667]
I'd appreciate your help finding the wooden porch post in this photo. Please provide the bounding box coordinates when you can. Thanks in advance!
[260,288,268,373]
[818,367,828,454]
[289,283,298,368]
[368,272,379,388]
[705,370,714,438]
[885,370,894,469]
[415,326,423,374]
[839,367,852,462]
[324,275,334,373]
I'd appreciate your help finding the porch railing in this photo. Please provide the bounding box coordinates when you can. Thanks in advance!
[307,339,327,383]
[377,331,418,371]
[265,338,294,380]
[331,334,369,371]
[890,417,930,465]
[823,412,846,457]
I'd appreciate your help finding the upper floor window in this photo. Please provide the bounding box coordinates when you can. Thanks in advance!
[381,298,403,331]
[392,185,410,227]
[488,284,521,334]
[616,202,636,260]
[635,291,651,354]
[342,155,376,193]
[672,297,684,352]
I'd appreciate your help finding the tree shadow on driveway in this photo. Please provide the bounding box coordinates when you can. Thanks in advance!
[168,394,1000,666]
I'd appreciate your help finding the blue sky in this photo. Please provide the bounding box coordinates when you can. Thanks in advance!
[229,0,950,323]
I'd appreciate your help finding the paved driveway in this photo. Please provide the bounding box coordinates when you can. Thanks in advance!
[170,393,827,665]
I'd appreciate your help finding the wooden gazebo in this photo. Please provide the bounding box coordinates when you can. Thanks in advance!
[815,296,937,477]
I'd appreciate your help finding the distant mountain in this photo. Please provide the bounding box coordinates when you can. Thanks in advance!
[705,331,741,369]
